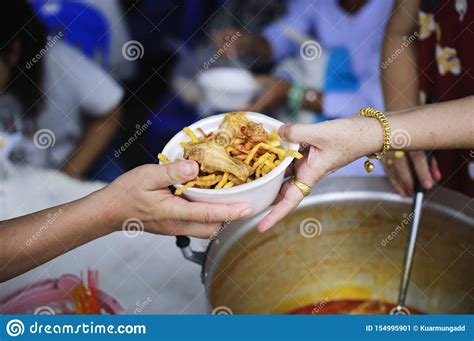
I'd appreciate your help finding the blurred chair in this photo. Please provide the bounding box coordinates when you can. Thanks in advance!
[30,0,111,67]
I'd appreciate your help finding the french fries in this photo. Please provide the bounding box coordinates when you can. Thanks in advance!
[157,153,170,164]
[159,113,303,194]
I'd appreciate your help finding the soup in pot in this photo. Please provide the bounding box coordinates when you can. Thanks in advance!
[289,299,424,315]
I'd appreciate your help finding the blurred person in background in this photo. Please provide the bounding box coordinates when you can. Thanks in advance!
[145,0,286,157]
[0,1,123,179]
[213,0,394,176]
[213,0,393,120]
[381,0,473,197]
[79,0,137,82]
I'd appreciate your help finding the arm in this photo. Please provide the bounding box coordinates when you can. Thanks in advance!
[385,98,473,150]
[59,45,124,178]
[382,0,420,110]
[62,106,121,178]
[258,96,474,232]
[244,76,323,113]
[0,161,252,282]
[381,0,441,195]
[0,194,110,282]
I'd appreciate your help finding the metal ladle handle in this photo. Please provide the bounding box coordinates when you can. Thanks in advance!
[394,152,433,313]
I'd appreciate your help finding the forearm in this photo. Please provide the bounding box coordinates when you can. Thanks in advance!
[63,107,121,177]
[382,39,419,110]
[0,189,114,282]
[387,97,474,150]
[344,97,474,158]
[312,96,473,169]
[382,0,420,110]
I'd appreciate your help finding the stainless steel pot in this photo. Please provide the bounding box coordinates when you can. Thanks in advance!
[178,177,474,314]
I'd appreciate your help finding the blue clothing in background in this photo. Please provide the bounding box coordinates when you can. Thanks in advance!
[262,0,393,117]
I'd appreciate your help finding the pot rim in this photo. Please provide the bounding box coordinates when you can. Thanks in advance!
[202,176,474,288]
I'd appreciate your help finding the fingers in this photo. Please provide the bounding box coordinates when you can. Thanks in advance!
[259,148,320,233]
[258,184,303,233]
[284,162,295,177]
[143,161,199,190]
[385,167,408,197]
[430,156,442,181]
[150,220,222,239]
[409,151,434,190]
[385,152,440,196]
[175,222,223,239]
[279,123,318,144]
[163,197,253,223]
[391,156,415,195]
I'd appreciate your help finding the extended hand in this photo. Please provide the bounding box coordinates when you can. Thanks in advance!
[100,161,253,238]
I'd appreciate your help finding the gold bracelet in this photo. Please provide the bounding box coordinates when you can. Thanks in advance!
[357,107,391,173]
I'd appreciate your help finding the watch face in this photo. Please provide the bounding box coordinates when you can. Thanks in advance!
[305,90,318,102]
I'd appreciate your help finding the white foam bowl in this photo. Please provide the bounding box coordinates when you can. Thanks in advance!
[197,68,260,111]
[160,112,299,216]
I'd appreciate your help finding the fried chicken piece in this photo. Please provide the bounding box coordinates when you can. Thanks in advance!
[184,141,253,182]
[213,112,249,147]
[243,122,268,143]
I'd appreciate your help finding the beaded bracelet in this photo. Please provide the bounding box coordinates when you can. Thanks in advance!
[358,107,392,173]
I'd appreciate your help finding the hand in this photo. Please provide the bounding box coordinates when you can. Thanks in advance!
[244,76,291,112]
[382,151,441,196]
[257,118,381,232]
[97,161,253,238]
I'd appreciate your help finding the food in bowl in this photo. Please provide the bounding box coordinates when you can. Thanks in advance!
[158,111,302,195]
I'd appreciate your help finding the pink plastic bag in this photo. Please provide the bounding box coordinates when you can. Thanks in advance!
[0,274,123,315]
